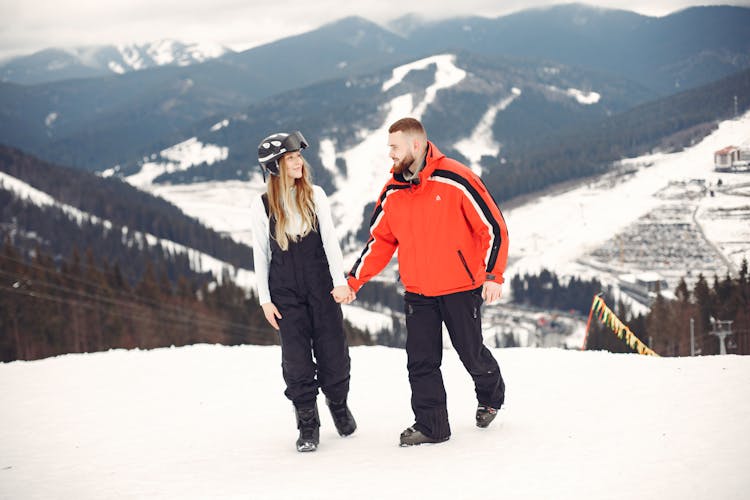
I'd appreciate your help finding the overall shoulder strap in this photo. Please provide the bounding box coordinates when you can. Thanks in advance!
[261,193,270,218]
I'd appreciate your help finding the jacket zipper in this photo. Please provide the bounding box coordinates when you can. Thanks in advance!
[457,250,475,285]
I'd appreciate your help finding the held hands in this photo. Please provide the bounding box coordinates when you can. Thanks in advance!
[261,302,282,330]
[482,281,503,305]
[262,285,355,331]
[332,285,356,304]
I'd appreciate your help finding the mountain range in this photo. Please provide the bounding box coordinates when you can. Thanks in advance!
[0,40,230,84]
[0,4,748,174]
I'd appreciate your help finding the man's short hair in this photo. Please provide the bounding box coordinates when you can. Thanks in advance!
[388,117,426,137]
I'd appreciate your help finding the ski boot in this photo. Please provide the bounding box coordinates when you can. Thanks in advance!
[295,404,320,452]
[326,398,357,437]
[399,426,449,446]
[475,405,498,428]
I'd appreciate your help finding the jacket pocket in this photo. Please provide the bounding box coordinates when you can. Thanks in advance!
[457,250,475,286]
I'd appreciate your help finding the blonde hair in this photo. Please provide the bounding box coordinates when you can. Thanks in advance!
[266,154,317,251]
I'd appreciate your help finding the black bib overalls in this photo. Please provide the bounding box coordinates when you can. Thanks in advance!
[264,196,351,410]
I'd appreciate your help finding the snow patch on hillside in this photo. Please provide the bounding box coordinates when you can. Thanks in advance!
[210,119,229,132]
[44,112,58,128]
[381,54,467,117]
[567,87,601,104]
[126,138,228,187]
[454,91,521,175]
[318,138,339,178]
[546,84,601,105]
[107,61,125,74]
[382,54,463,92]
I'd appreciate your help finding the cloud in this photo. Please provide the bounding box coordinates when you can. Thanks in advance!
[0,0,744,60]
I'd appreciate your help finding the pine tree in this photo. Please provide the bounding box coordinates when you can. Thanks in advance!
[0,238,25,360]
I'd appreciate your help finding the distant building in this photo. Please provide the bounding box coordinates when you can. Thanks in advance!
[618,272,674,305]
[714,145,750,172]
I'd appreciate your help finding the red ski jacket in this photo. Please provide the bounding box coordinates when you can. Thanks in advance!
[347,142,509,297]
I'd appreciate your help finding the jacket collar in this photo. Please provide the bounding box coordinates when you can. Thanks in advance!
[392,141,444,185]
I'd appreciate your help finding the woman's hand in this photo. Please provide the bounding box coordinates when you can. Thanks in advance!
[261,302,282,330]
[331,285,355,304]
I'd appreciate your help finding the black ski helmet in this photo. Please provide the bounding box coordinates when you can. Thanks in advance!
[257,131,308,178]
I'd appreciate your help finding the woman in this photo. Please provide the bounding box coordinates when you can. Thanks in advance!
[250,130,356,452]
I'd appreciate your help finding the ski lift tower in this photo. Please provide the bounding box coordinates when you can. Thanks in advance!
[709,318,734,355]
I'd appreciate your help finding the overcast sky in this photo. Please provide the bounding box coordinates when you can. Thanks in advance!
[1,0,749,61]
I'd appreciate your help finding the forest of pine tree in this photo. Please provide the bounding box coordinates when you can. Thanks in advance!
[0,145,253,268]
[0,239,372,362]
[511,263,750,357]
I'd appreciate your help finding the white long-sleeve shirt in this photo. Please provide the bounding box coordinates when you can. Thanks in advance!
[250,185,347,305]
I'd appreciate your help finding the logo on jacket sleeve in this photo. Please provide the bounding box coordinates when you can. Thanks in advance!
[435,195,441,201]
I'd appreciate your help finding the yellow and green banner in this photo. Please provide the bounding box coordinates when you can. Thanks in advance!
[583,294,659,356]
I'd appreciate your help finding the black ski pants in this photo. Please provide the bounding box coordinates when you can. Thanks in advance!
[404,286,505,439]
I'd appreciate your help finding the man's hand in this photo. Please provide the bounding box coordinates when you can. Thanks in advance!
[482,281,503,305]
[261,302,282,330]
[332,285,357,304]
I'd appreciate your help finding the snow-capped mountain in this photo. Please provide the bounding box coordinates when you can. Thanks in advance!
[0,40,231,84]
[2,6,749,175]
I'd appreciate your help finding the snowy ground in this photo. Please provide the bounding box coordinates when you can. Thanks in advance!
[2,345,749,500]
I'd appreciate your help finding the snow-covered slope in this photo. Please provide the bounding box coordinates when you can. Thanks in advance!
[112,136,229,188]
[503,110,750,290]
[1,345,748,499]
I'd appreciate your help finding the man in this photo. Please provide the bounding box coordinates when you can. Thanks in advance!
[347,117,509,446]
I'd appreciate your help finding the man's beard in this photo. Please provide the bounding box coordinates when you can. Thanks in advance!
[392,152,415,174]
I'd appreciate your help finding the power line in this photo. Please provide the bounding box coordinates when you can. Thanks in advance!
[0,270,274,337]
[0,269,245,332]
[1,284,276,348]
[0,252,260,324]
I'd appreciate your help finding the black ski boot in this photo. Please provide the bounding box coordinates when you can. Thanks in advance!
[326,398,357,437]
[399,426,449,446]
[475,405,498,428]
[295,404,320,452]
